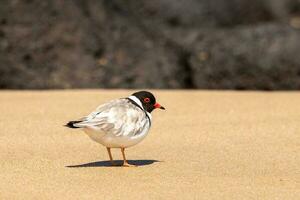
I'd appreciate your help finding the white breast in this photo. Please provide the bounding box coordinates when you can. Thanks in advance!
[83,117,151,148]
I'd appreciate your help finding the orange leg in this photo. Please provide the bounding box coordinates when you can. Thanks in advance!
[106,147,116,166]
[121,148,136,167]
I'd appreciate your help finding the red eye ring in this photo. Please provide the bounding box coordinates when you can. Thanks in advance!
[144,98,150,103]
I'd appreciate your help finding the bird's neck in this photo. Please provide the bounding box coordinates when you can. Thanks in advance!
[128,95,152,121]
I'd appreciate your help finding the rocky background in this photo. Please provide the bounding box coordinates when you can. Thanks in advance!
[1,0,300,89]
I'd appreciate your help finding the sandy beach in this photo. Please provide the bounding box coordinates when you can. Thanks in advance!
[0,90,299,199]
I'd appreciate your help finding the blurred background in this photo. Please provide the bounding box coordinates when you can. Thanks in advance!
[1,0,300,90]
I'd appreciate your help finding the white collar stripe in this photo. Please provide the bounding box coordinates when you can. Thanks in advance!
[128,96,143,108]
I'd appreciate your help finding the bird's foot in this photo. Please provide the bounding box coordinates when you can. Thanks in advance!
[122,162,137,167]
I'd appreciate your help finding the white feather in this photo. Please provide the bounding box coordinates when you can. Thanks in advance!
[73,98,151,148]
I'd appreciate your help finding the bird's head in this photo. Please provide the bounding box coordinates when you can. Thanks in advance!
[131,91,165,113]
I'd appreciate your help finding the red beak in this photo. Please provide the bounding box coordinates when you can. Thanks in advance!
[154,103,165,110]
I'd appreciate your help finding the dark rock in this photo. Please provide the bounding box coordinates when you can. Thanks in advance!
[0,0,300,89]
[190,24,300,90]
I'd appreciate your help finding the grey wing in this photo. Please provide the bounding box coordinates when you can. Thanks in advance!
[74,99,148,136]
[77,99,122,124]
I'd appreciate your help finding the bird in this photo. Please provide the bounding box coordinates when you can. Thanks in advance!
[65,91,165,167]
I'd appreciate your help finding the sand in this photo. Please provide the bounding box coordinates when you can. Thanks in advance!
[0,90,299,199]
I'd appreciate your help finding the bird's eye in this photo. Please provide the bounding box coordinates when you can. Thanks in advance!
[144,98,150,103]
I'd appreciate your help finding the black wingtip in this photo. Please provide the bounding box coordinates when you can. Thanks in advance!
[65,121,81,129]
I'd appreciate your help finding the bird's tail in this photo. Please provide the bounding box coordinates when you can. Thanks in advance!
[65,120,83,129]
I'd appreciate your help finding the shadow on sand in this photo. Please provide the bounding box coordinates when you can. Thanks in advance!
[66,160,160,168]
